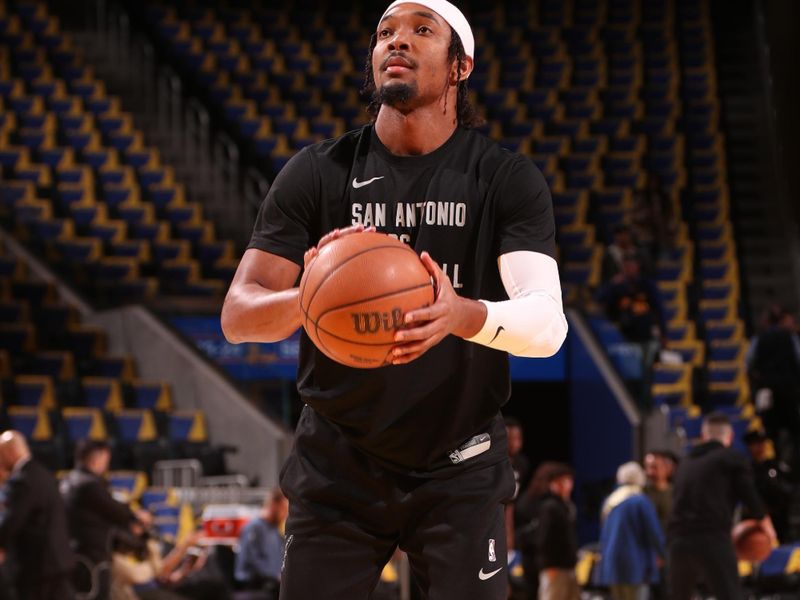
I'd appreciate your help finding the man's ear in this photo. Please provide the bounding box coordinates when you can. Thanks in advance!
[450,55,474,84]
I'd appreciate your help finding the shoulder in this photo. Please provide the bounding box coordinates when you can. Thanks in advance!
[24,458,52,478]
[22,460,57,490]
[465,132,544,185]
[242,518,265,534]
[540,496,565,514]
[722,447,750,467]
[630,493,656,510]
[302,127,369,170]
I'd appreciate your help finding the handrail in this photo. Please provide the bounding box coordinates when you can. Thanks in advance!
[244,167,270,209]
[566,309,642,458]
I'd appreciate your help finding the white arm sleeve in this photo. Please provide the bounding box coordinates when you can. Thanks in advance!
[465,251,568,358]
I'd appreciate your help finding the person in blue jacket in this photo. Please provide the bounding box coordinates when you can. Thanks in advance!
[598,461,665,600]
[235,488,289,597]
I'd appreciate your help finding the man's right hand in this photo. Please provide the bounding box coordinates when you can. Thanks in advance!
[303,224,375,268]
[761,515,779,545]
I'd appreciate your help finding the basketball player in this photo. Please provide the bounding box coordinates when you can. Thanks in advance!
[222,2,568,598]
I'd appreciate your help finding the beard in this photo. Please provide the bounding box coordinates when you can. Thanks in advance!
[374,81,418,108]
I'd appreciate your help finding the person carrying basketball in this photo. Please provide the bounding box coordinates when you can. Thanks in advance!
[222,1,568,598]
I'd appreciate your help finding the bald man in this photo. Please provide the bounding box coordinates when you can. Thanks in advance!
[0,430,75,599]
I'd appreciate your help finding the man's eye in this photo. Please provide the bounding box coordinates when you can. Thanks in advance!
[417,26,431,33]
[379,29,391,37]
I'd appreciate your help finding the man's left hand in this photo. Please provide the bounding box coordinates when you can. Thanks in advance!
[391,252,484,365]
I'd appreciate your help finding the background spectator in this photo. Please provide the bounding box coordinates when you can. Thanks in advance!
[505,417,532,501]
[516,462,578,600]
[235,488,289,597]
[505,416,531,569]
[742,429,796,543]
[747,305,800,469]
[598,462,664,600]
[61,439,152,600]
[602,225,653,282]
[631,173,677,259]
[597,257,664,345]
[643,451,673,536]
[0,430,75,600]
[112,529,229,600]
[668,412,777,600]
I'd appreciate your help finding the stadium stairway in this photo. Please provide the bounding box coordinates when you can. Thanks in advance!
[61,13,257,248]
[710,0,800,326]
[0,214,290,485]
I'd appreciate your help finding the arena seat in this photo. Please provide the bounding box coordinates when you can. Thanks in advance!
[108,470,147,502]
[81,377,123,411]
[168,411,207,443]
[7,405,51,440]
[13,374,55,408]
[129,380,172,411]
[23,350,75,380]
[112,409,158,443]
[62,407,107,441]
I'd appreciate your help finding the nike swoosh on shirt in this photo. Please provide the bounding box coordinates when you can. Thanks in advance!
[488,326,505,344]
[352,176,385,188]
[478,567,503,581]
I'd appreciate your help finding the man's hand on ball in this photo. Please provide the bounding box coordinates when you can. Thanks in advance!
[303,224,376,268]
[391,252,480,365]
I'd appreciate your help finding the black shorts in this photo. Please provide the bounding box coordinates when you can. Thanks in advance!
[278,407,516,600]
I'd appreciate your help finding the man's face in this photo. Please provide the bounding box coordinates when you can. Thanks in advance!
[506,426,523,457]
[550,475,573,500]
[372,4,462,112]
[266,497,289,525]
[89,449,111,476]
[645,453,665,482]
[747,440,767,462]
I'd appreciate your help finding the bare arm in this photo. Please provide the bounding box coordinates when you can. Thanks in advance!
[222,225,372,344]
[221,249,302,344]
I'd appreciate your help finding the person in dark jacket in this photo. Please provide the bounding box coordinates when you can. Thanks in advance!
[596,256,663,344]
[747,306,800,468]
[742,429,795,543]
[516,461,578,600]
[61,439,151,600]
[0,430,75,600]
[668,412,777,600]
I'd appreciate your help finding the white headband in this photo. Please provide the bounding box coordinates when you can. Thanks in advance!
[379,0,474,60]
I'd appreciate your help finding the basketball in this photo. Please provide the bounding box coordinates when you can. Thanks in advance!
[299,232,435,368]
[732,519,772,563]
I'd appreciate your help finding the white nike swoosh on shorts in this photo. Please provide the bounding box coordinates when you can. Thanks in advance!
[478,567,503,581]
[352,176,385,188]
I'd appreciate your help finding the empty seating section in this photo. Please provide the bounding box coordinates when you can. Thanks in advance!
[0,1,235,301]
[0,240,221,479]
[0,0,755,453]
[145,0,750,438]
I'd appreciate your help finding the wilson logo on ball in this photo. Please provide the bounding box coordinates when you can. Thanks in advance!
[351,308,403,334]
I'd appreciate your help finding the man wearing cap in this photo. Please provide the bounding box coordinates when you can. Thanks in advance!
[222,1,567,598]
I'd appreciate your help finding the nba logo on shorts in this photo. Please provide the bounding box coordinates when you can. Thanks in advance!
[488,538,496,563]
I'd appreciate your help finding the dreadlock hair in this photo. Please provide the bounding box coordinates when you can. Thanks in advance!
[360,26,484,129]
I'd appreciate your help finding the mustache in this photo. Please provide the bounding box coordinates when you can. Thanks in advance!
[380,52,418,70]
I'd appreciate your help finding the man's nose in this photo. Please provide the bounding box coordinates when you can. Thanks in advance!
[387,31,410,51]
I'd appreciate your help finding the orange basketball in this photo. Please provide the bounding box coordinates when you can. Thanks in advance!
[732,519,772,562]
[299,232,435,368]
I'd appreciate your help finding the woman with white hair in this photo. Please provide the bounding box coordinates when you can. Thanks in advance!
[597,462,665,600]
